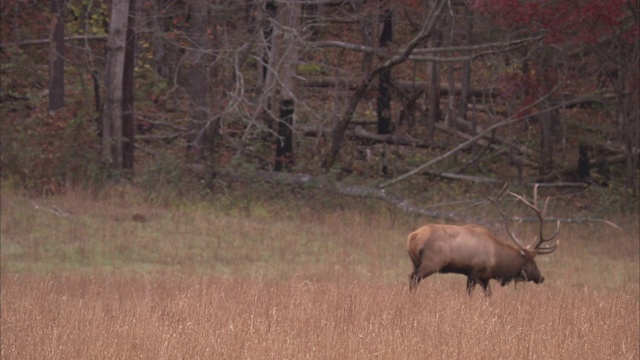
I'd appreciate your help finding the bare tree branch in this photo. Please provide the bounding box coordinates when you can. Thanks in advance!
[0,35,108,48]
[322,0,447,170]
[310,34,546,57]
[379,82,565,189]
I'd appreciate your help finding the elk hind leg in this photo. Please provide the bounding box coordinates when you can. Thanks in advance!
[409,263,438,292]
[467,278,492,297]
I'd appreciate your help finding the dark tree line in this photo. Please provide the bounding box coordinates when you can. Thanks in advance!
[1,0,638,195]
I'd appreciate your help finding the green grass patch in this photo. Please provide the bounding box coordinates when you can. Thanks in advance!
[1,186,638,292]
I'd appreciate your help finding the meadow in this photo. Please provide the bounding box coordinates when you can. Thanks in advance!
[1,186,638,359]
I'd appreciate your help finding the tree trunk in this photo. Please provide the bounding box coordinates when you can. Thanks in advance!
[534,50,559,176]
[102,0,130,170]
[149,0,168,78]
[262,1,277,83]
[274,99,294,171]
[605,18,640,194]
[274,0,299,171]
[48,0,65,111]
[321,0,446,171]
[122,0,137,171]
[185,0,209,163]
[302,1,320,40]
[359,5,373,74]
[426,26,442,142]
[458,4,473,120]
[376,8,392,136]
[620,94,639,194]
[538,108,555,175]
[260,1,278,132]
[446,52,457,165]
[322,77,372,171]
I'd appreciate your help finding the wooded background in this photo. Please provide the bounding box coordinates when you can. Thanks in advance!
[0,0,638,212]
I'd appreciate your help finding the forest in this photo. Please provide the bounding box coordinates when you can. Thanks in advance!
[0,0,639,215]
[1,2,639,358]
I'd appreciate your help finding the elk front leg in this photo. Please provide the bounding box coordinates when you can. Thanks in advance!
[466,277,477,296]
[479,279,492,297]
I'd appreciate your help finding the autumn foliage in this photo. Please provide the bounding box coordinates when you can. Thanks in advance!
[471,0,636,44]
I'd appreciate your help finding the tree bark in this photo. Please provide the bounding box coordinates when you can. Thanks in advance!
[185,0,209,163]
[359,5,373,74]
[538,105,557,175]
[274,99,294,171]
[48,0,65,111]
[262,1,277,83]
[377,8,393,135]
[536,58,559,176]
[122,0,137,171]
[458,4,473,120]
[103,0,130,170]
[148,0,168,78]
[426,24,442,142]
[273,1,299,171]
[259,1,278,132]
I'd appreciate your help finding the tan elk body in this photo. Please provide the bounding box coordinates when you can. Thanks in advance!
[407,186,560,296]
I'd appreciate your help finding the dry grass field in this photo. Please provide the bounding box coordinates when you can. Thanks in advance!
[2,273,638,359]
[1,187,639,359]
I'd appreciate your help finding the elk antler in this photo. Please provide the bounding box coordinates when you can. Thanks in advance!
[486,183,530,253]
[508,184,560,255]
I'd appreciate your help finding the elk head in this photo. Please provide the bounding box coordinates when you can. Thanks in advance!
[487,184,560,284]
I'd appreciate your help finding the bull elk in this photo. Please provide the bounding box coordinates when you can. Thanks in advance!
[407,185,560,296]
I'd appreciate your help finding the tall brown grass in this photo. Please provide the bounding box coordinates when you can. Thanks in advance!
[1,272,637,359]
[1,187,639,359]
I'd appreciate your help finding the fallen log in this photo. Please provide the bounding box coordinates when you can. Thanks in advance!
[185,165,620,227]
[422,171,503,184]
[301,76,500,99]
[298,124,445,149]
[0,35,108,48]
[536,152,635,183]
